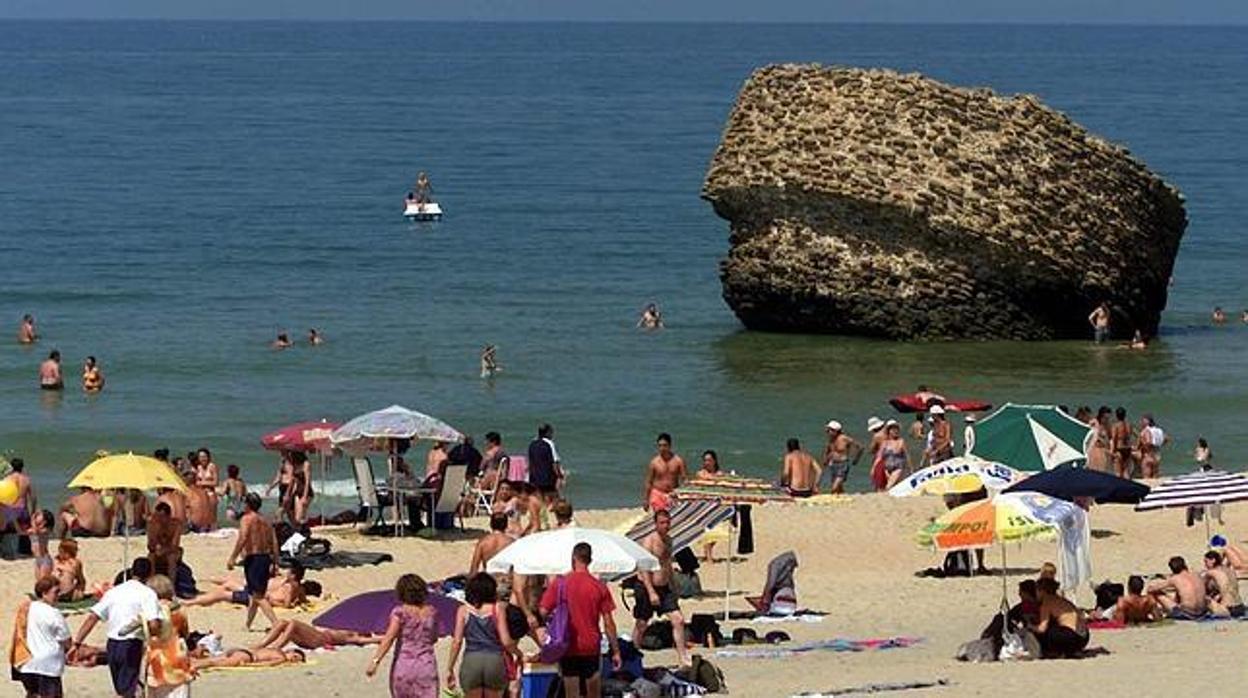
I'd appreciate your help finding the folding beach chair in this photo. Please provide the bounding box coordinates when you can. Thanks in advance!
[467,455,507,517]
[429,464,468,532]
[351,456,393,528]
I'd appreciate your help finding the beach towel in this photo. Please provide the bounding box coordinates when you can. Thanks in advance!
[280,551,392,571]
[198,659,318,673]
[791,678,950,697]
[792,494,854,506]
[714,636,921,659]
[8,599,32,671]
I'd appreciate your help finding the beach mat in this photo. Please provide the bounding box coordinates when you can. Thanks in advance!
[715,636,921,659]
[792,678,949,697]
[279,551,393,570]
[198,659,318,673]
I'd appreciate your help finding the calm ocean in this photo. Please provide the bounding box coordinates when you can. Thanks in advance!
[1,22,1245,507]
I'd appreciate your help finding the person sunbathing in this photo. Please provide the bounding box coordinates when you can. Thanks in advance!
[1113,575,1160,624]
[193,647,306,670]
[185,563,311,609]
[252,619,378,651]
[1146,556,1209,619]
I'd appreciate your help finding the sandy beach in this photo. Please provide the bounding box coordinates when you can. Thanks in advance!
[3,494,1245,697]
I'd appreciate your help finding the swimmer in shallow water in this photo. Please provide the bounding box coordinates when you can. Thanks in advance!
[18,314,37,344]
[638,303,664,330]
[307,328,324,346]
[480,344,500,379]
[1125,330,1148,351]
[272,333,292,350]
[1213,307,1227,324]
[82,355,104,393]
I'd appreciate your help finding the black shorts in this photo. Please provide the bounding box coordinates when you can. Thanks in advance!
[16,671,63,698]
[558,655,599,680]
[242,553,272,596]
[106,638,144,697]
[633,584,680,620]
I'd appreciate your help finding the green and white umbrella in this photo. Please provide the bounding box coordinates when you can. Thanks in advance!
[967,403,1092,472]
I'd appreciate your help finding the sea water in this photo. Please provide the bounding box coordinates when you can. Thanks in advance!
[1,22,1246,507]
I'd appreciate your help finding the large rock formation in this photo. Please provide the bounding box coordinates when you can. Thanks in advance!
[702,65,1187,340]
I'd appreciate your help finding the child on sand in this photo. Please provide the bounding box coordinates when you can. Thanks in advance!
[52,539,86,601]
[28,509,54,582]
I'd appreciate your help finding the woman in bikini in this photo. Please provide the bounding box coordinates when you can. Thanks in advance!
[253,619,377,651]
[194,448,220,521]
[218,464,248,522]
[193,647,306,670]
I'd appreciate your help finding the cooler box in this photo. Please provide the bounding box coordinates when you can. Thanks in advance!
[522,663,558,698]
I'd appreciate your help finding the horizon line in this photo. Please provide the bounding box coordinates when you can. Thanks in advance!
[1,18,1246,27]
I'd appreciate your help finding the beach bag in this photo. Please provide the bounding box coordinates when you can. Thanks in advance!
[955,637,996,662]
[538,577,570,663]
[640,621,674,650]
[689,655,726,693]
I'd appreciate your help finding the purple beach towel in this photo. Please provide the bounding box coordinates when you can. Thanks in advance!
[313,589,462,638]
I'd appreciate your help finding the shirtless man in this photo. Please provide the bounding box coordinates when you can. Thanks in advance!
[252,618,377,651]
[59,487,113,537]
[516,483,544,536]
[1146,556,1209,619]
[1202,550,1244,618]
[1212,307,1227,324]
[480,344,500,379]
[307,328,324,345]
[187,562,309,610]
[38,349,63,390]
[193,647,306,671]
[1031,577,1089,658]
[147,501,183,574]
[1110,407,1135,479]
[1088,302,1111,343]
[642,433,686,512]
[1113,575,1160,624]
[469,512,515,575]
[780,438,818,497]
[272,333,292,349]
[186,484,216,533]
[821,421,863,495]
[927,406,954,464]
[226,493,280,630]
[637,303,664,330]
[633,510,689,666]
[18,314,37,344]
[156,484,188,524]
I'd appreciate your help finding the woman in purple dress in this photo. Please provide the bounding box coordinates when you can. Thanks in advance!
[366,574,440,698]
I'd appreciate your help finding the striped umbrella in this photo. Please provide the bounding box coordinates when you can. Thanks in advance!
[673,474,794,505]
[1134,470,1248,511]
[624,500,735,551]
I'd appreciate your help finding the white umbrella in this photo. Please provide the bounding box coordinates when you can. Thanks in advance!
[889,457,1023,497]
[486,527,659,577]
[330,404,463,452]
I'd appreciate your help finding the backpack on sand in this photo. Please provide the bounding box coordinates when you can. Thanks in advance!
[538,577,570,663]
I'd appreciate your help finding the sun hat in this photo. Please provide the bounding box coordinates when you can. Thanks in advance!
[929,405,946,415]
[825,420,842,431]
[884,419,899,428]
[866,416,885,432]
[965,414,977,423]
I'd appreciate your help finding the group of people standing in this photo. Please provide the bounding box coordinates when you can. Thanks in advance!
[1077,405,1172,479]
[19,315,105,393]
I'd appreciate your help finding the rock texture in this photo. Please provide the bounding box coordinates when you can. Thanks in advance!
[702,65,1188,340]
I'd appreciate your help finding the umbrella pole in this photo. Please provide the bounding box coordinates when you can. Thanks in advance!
[724,507,736,621]
[122,502,130,571]
[319,450,327,524]
[1000,542,1008,607]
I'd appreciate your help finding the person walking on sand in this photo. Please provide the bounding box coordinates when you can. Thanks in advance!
[538,543,621,698]
[38,350,63,391]
[1088,302,1111,343]
[18,314,38,344]
[927,405,954,464]
[70,557,163,698]
[81,356,105,393]
[780,438,818,498]
[633,510,690,667]
[14,576,72,698]
[445,573,518,698]
[821,421,862,495]
[878,421,911,490]
[642,433,686,512]
[1110,407,1134,479]
[527,424,565,503]
[865,417,887,491]
[366,573,440,698]
[225,493,279,631]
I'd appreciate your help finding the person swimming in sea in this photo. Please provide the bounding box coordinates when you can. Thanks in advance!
[1124,330,1148,350]
[1213,307,1227,324]
[638,303,664,330]
[480,344,500,379]
[272,333,292,350]
[39,349,63,390]
[18,314,37,344]
[82,355,104,393]
[307,328,324,346]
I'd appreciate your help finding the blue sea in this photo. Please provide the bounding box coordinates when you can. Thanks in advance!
[1,22,1246,507]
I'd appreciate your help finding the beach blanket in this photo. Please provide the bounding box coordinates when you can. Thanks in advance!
[280,551,392,570]
[792,679,950,697]
[715,636,922,659]
[198,659,318,673]
[792,494,854,507]
[749,613,825,625]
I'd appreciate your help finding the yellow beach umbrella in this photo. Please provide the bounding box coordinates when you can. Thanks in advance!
[67,452,188,567]
[68,452,187,493]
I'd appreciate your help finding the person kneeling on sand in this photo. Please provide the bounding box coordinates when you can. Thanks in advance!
[252,619,378,651]
[1146,556,1209,619]
[193,647,306,670]
[1201,550,1245,618]
[1031,578,1089,659]
[1113,575,1160,624]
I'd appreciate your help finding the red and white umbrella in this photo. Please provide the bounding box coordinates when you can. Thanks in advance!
[260,420,341,453]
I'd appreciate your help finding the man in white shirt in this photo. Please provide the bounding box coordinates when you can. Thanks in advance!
[16,576,71,698]
[70,557,163,698]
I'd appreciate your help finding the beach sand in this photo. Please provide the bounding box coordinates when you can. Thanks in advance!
[2,496,1244,697]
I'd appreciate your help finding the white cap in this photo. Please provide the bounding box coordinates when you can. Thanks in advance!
[866,416,885,432]
[825,420,842,431]
[965,414,977,423]
[929,405,946,415]
[885,419,900,428]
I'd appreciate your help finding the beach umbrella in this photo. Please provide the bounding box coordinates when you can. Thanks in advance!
[673,474,793,618]
[313,589,461,638]
[67,452,188,567]
[889,457,1023,497]
[260,420,341,453]
[330,404,463,453]
[918,491,1090,598]
[1135,470,1248,538]
[1004,464,1150,504]
[967,403,1093,472]
[486,527,659,577]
